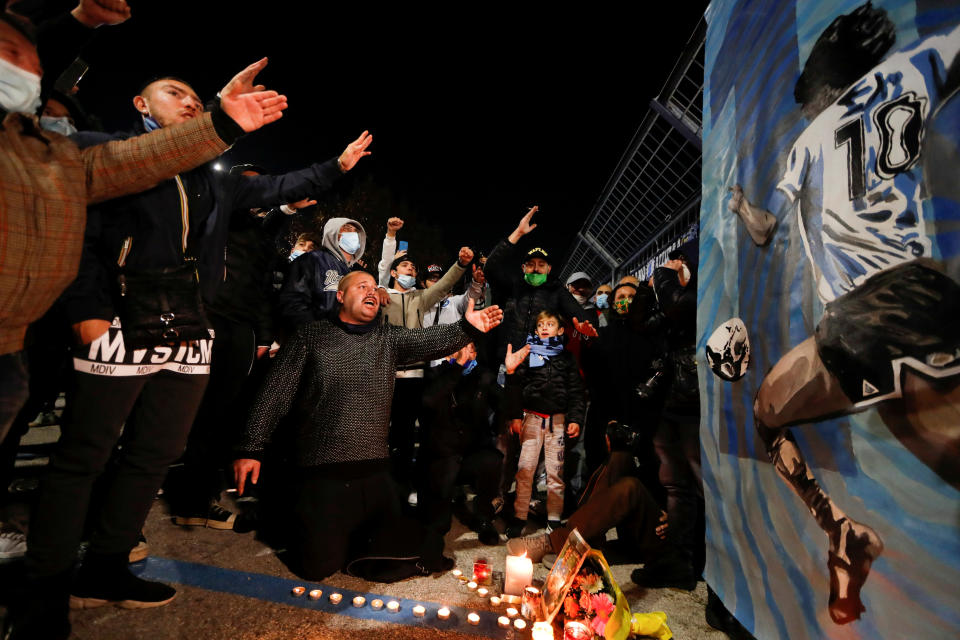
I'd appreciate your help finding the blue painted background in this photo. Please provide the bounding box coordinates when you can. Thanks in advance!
[699,1,960,638]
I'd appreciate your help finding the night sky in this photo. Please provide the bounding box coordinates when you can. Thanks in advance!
[30,1,707,267]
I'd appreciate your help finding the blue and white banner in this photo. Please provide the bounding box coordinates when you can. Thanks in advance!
[700,1,960,638]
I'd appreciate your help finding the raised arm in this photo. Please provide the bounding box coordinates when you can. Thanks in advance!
[394,300,502,365]
[727,185,777,246]
[420,247,472,309]
[377,217,403,288]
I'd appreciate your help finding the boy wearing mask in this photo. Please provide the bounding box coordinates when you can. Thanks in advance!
[503,310,586,537]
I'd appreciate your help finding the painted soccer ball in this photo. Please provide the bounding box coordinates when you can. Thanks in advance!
[705,318,750,382]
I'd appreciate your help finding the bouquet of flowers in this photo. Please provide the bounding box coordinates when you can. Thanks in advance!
[561,558,619,637]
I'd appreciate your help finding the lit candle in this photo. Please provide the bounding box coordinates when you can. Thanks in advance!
[353,596,366,607]
[437,607,450,620]
[506,606,519,618]
[532,621,554,639]
[514,619,527,631]
[308,589,322,600]
[329,593,342,604]
[370,599,383,610]
[504,554,533,595]
[489,596,501,606]
[291,586,305,597]
[477,587,489,597]
[563,620,592,640]
[467,612,480,625]
[466,581,477,590]
[412,605,426,617]
[498,616,511,628]
[451,569,462,578]
[387,600,400,613]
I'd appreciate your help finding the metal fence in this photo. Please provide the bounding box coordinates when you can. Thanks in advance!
[560,16,705,287]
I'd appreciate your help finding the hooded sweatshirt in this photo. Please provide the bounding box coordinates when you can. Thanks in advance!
[278,217,367,328]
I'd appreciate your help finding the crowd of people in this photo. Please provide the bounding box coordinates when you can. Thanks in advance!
[0,2,750,639]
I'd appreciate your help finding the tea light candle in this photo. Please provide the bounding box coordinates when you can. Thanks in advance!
[467,612,480,625]
[370,599,383,610]
[489,596,502,606]
[532,621,554,639]
[506,606,519,618]
[498,616,511,628]
[466,581,477,590]
[329,593,342,604]
[308,589,322,600]
[386,600,400,613]
[477,587,489,597]
[437,607,450,620]
[504,554,533,595]
[451,569,462,578]
[291,586,305,597]
[412,605,426,617]
[514,618,527,631]
[352,596,366,607]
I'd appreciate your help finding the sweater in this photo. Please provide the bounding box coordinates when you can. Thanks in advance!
[237,316,479,470]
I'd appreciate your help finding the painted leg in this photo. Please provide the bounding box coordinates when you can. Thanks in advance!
[755,337,883,624]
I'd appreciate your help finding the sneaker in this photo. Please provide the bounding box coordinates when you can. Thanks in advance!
[174,502,236,530]
[127,533,149,563]
[505,519,527,539]
[0,528,27,560]
[71,553,176,609]
[506,533,553,563]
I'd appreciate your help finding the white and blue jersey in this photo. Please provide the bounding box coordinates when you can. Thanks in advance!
[777,25,960,303]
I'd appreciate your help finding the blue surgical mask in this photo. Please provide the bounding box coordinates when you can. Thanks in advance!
[289,249,305,262]
[0,58,42,115]
[39,115,77,137]
[339,231,361,255]
[595,293,609,309]
[396,274,417,290]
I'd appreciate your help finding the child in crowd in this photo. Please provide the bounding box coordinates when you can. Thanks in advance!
[504,310,586,537]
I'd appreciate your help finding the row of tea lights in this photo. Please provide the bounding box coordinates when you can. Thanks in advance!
[289,585,529,630]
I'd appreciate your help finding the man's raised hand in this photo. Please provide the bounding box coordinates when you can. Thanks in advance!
[508,205,539,244]
[572,317,598,339]
[72,0,131,27]
[464,298,502,333]
[387,217,404,236]
[504,343,530,374]
[220,58,288,133]
[338,131,373,172]
[458,246,474,267]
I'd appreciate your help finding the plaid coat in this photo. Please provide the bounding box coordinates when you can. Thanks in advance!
[0,110,230,355]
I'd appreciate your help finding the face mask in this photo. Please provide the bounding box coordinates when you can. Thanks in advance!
[289,249,304,262]
[0,58,42,115]
[572,293,588,305]
[339,231,361,255]
[39,115,77,137]
[680,264,692,286]
[396,274,417,290]
[142,114,161,131]
[614,298,632,315]
[595,293,609,309]
[524,272,547,287]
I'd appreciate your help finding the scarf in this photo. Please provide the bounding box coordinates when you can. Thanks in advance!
[526,334,564,368]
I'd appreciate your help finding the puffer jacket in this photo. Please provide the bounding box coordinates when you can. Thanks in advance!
[505,349,586,425]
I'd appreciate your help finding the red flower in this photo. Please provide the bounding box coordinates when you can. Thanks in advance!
[564,595,580,618]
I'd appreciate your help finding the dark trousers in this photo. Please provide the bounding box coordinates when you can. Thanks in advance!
[549,451,663,561]
[652,409,703,568]
[294,469,400,581]
[171,315,256,511]
[0,352,29,446]
[419,449,502,536]
[26,368,208,577]
[388,377,424,485]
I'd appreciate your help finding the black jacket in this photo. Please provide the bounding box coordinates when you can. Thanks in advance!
[421,361,500,459]
[60,126,342,324]
[484,238,587,352]
[505,350,586,425]
[652,267,699,412]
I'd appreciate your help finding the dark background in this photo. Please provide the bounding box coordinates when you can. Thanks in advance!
[26,1,707,269]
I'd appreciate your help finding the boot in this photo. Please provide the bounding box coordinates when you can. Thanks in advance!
[70,551,176,609]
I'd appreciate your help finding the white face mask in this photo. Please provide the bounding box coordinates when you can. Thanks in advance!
[0,57,42,115]
[39,115,77,137]
[572,293,588,305]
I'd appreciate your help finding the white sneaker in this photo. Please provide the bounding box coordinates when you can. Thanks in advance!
[0,529,27,560]
[407,491,418,507]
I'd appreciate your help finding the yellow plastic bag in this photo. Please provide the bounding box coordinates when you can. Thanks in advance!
[629,611,672,640]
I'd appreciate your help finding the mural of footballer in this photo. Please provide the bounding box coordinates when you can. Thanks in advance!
[727,2,960,626]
